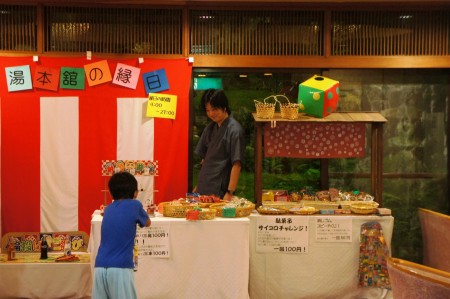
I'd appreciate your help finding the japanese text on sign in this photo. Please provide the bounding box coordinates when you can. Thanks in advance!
[84,60,112,87]
[112,63,140,89]
[315,217,353,242]
[135,222,171,258]
[6,65,33,92]
[146,93,177,120]
[256,216,309,253]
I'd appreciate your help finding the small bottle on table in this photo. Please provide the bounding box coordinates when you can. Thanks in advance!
[7,242,17,261]
[40,237,48,259]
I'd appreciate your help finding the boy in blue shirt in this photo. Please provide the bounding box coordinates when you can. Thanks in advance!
[93,171,151,299]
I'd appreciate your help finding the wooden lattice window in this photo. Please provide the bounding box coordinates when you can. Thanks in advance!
[0,5,37,52]
[44,6,183,54]
[331,10,450,56]
[2,5,450,58]
[189,9,324,56]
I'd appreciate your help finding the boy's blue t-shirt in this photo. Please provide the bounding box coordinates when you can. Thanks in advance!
[95,199,149,268]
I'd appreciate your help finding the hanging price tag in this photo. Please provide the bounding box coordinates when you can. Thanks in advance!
[146,93,177,119]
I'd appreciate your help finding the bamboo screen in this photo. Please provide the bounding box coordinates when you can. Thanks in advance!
[189,10,324,56]
[44,6,182,54]
[1,5,449,56]
[0,5,37,52]
[332,10,450,56]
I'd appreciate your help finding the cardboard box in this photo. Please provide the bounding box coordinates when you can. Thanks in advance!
[262,190,288,202]
[262,190,274,202]
[298,75,340,118]
[273,190,288,202]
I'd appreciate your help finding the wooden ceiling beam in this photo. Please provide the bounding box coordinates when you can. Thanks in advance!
[2,0,450,5]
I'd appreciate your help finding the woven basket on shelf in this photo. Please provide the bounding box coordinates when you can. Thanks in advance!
[277,95,300,120]
[254,96,278,119]
[210,202,255,218]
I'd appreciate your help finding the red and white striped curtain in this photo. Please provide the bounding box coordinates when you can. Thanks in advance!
[0,56,192,236]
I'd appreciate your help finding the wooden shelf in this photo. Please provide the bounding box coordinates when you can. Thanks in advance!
[253,112,387,207]
[253,112,387,123]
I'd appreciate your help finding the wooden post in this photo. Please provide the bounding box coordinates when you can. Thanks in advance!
[255,122,263,207]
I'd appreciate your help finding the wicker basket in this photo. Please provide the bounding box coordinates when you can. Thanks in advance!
[210,202,255,218]
[163,202,196,218]
[198,201,225,208]
[254,96,278,119]
[290,207,318,215]
[262,202,302,211]
[277,95,300,120]
[198,208,217,220]
[257,206,289,215]
[350,201,379,215]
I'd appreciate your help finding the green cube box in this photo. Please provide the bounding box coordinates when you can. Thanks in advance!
[298,75,340,118]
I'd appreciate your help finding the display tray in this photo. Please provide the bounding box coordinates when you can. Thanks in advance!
[301,200,351,210]
[350,201,379,215]
[261,202,302,211]
[261,200,379,215]
[257,207,289,215]
[289,207,319,215]
[0,252,90,263]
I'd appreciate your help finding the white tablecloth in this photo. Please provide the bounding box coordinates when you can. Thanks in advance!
[0,253,92,299]
[249,214,394,299]
[89,212,250,299]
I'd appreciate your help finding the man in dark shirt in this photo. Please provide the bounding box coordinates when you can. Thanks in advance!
[194,89,245,201]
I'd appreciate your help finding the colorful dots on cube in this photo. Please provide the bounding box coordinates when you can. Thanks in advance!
[298,75,340,118]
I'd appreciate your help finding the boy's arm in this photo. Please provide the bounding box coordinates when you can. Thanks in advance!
[138,204,152,227]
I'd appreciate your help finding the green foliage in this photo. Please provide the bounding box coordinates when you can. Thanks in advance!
[263,170,320,191]
[235,171,254,201]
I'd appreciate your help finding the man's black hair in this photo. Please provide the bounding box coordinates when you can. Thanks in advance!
[200,88,231,114]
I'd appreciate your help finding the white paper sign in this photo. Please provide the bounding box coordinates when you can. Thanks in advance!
[256,216,309,253]
[136,222,171,258]
[315,217,353,242]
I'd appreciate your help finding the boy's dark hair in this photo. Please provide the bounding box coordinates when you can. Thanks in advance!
[108,171,138,200]
[200,89,231,115]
